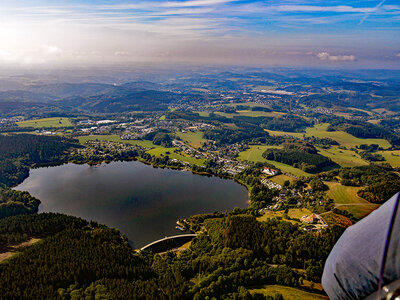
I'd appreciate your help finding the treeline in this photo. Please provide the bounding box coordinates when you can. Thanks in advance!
[263,142,338,173]
[0,213,89,250]
[0,185,40,219]
[0,134,77,186]
[204,124,269,145]
[261,115,311,132]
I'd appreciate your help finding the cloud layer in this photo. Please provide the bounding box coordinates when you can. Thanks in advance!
[0,0,399,67]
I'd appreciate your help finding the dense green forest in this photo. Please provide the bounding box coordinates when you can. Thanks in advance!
[0,185,40,219]
[0,134,77,186]
[0,212,342,299]
[262,142,338,173]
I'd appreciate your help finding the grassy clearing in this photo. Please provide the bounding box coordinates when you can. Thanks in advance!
[17,117,72,128]
[325,181,379,219]
[325,182,367,204]
[176,131,206,148]
[257,208,312,223]
[249,285,327,300]
[267,123,391,149]
[317,146,368,167]
[194,111,210,117]
[238,145,282,162]
[159,115,166,120]
[269,174,294,185]
[377,150,400,167]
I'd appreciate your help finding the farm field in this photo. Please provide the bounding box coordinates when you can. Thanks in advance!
[176,131,206,148]
[17,117,72,128]
[377,150,400,167]
[269,174,294,185]
[238,145,282,162]
[325,181,379,219]
[266,123,391,149]
[316,146,368,167]
[325,182,366,204]
[249,285,328,300]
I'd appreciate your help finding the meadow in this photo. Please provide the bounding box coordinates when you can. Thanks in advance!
[17,117,72,128]
[249,285,328,300]
[176,131,206,148]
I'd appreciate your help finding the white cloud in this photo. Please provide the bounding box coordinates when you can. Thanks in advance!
[317,52,356,61]
[41,45,62,55]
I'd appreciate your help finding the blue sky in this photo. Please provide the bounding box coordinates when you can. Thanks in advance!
[0,0,399,68]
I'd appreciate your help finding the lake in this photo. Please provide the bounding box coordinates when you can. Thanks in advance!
[15,161,248,248]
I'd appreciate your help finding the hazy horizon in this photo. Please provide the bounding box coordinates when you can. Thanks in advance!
[0,0,399,69]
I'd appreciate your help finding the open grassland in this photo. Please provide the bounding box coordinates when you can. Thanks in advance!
[257,208,312,224]
[267,123,391,149]
[325,182,367,204]
[249,285,328,300]
[176,131,206,148]
[326,181,380,219]
[317,146,368,167]
[264,160,312,177]
[17,117,72,128]
[238,145,282,162]
[269,174,294,185]
[225,102,272,109]
[377,150,400,167]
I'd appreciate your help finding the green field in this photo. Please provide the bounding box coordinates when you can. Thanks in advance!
[249,285,327,300]
[257,208,312,224]
[325,181,379,219]
[267,123,391,149]
[176,131,206,148]
[238,145,281,162]
[269,174,294,185]
[377,150,400,167]
[17,117,72,128]
[317,146,368,167]
[325,182,366,204]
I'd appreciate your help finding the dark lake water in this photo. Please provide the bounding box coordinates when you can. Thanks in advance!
[15,161,248,248]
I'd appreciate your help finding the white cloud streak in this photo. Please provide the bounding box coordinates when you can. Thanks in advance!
[317,52,356,62]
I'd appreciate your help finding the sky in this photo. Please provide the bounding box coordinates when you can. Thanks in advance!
[0,0,399,68]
